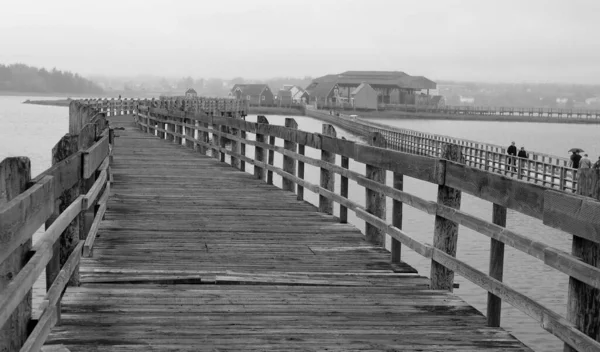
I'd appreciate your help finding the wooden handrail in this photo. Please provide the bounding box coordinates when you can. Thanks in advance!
[306,109,580,192]
[135,103,600,352]
[0,100,112,352]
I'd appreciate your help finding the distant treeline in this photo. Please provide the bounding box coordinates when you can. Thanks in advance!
[0,63,103,94]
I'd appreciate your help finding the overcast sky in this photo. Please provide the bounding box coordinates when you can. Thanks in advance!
[1,0,599,83]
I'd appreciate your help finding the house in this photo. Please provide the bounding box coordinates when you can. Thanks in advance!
[277,89,293,106]
[185,88,197,98]
[305,71,436,107]
[230,84,274,106]
[351,83,377,110]
[287,86,310,104]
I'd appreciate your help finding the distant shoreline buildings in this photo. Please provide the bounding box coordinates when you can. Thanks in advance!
[226,70,438,109]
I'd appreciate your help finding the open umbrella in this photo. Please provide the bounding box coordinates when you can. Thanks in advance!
[568,148,585,153]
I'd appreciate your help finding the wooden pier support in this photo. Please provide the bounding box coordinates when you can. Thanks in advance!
[282,119,298,192]
[0,158,32,352]
[254,116,268,181]
[565,169,600,351]
[487,203,506,327]
[319,124,336,214]
[431,144,463,291]
[365,132,386,246]
[340,137,349,224]
[391,171,403,263]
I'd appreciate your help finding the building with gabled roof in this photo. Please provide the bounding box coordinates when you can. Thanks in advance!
[185,88,197,98]
[230,84,274,106]
[276,89,293,106]
[351,83,378,110]
[305,70,436,107]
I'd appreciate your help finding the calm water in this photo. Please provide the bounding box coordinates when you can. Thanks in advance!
[2,95,592,351]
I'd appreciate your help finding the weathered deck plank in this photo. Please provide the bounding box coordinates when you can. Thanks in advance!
[44,114,531,351]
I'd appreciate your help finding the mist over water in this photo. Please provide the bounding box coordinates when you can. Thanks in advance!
[2,95,592,351]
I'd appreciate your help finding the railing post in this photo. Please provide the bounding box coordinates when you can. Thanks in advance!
[267,135,276,185]
[0,157,32,351]
[175,116,183,145]
[157,112,165,140]
[184,115,195,150]
[391,171,403,263]
[166,115,175,142]
[431,143,463,291]
[319,124,336,214]
[565,169,600,351]
[282,118,298,192]
[240,127,246,172]
[487,203,506,327]
[254,116,268,181]
[365,132,386,245]
[199,118,209,155]
[220,125,228,163]
[340,137,349,223]
[297,144,305,201]
[230,120,240,169]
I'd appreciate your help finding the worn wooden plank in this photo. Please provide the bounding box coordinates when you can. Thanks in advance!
[431,144,463,291]
[319,125,336,214]
[83,183,109,258]
[20,305,57,352]
[282,119,298,192]
[0,175,54,264]
[565,169,600,351]
[445,161,545,219]
[82,170,107,210]
[0,157,32,352]
[83,135,110,179]
[42,113,532,352]
[487,204,506,327]
[544,189,600,244]
[365,132,386,246]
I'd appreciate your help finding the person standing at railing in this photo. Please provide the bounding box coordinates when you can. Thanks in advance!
[580,154,592,169]
[569,151,582,169]
[518,147,529,174]
[593,156,600,169]
[507,141,517,171]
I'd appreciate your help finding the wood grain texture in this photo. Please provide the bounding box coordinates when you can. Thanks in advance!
[565,170,600,352]
[282,118,298,192]
[487,204,506,327]
[0,157,32,352]
[41,114,531,352]
[319,125,336,214]
[431,144,462,291]
[365,132,386,246]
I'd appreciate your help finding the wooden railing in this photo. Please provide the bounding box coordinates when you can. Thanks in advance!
[305,109,581,192]
[136,103,600,352]
[0,101,113,352]
[80,96,248,117]
[380,103,600,119]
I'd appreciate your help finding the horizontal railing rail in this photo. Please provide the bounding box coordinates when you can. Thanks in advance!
[0,101,113,352]
[79,96,248,118]
[135,103,600,352]
[379,103,600,119]
[305,109,581,192]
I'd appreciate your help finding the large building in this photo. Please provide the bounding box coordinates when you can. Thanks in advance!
[305,71,436,107]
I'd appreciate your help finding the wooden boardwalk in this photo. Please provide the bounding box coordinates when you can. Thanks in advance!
[44,115,531,351]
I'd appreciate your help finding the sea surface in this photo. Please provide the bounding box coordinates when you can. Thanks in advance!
[2,95,598,351]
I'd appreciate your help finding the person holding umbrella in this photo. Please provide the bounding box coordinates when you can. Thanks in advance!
[569,148,583,169]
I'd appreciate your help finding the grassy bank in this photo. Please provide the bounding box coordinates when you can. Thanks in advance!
[23,98,72,107]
